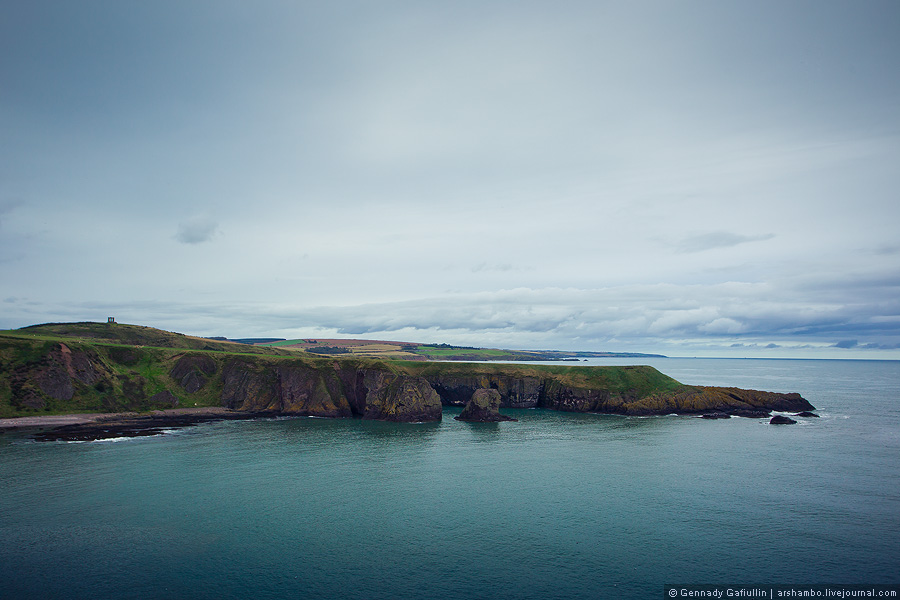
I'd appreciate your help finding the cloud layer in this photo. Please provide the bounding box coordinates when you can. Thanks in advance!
[2,1,899,357]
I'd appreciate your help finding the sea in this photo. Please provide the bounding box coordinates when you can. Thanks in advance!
[1,358,898,600]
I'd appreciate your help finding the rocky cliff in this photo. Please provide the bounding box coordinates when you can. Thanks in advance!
[0,333,815,422]
[419,368,814,416]
[456,389,517,422]
[216,357,441,421]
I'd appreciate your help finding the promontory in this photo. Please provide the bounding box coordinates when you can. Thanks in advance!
[0,322,815,437]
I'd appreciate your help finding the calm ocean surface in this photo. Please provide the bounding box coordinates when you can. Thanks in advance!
[1,358,898,599]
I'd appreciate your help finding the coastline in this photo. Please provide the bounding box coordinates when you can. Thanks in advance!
[0,407,264,441]
[0,413,122,430]
[0,407,237,430]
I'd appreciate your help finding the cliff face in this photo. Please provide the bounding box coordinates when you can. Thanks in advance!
[359,371,442,422]
[642,386,814,416]
[8,343,112,411]
[219,359,441,421]
[428,373,543,408]
[171,355,217,394]
[422,373,814,416]
[220,358,354,417]
[0,335,815,421]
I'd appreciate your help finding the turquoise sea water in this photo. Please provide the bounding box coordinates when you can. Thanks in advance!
[1,358,898,599]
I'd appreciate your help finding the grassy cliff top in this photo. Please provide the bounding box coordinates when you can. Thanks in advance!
[400,359,684,397]
[7,322,292,356]
[1,322,679,386]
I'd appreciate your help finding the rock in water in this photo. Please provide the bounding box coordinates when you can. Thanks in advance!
[455,389,517,422]
[699,412,731,419]
[794,411,819,418]
[730,408,772,418]
[769,415,798,425]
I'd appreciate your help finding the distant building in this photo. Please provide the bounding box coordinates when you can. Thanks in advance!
[108,317,116,324]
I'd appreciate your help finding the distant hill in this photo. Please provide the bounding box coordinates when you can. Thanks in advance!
[255,338,666,361]
[14,322,291,356]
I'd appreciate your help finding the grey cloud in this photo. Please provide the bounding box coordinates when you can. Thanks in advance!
[2,2,899,358]
[175,217,219,245]
[730,343,781,349]
[833,340,858,349]
[269,281,900,351]
[790,271,900,294]
[860,342,900,350]
[3,277,897,356]
[793,321,900,337]
[675,232,775,254]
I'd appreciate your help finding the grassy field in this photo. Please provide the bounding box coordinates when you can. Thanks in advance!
[413,346,513,358]
[253,339,624,362]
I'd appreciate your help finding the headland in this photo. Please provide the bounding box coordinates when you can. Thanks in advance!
[0,322,815,440]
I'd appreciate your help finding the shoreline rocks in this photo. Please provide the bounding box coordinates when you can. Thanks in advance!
[455,389,517,422]
[770,415,798,425]
[698,412,731,419]
[27,409,275,442]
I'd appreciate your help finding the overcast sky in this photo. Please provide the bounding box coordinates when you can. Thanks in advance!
[2,1,899,358]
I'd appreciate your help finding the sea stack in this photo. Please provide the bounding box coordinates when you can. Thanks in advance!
[455,389,517,422]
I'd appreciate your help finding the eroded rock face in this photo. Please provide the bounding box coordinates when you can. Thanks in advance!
[456,389,517,422]
[425,374,814,418]
[35,344,104,403]
[171,354,217,393]
[540,381,618,413]
[360,372,442,422]
[149,390,179,408]
[219,360,440,421]
[626,386,815,417]
[428,374,542,408]
[221,359,280,411]
[37,363,74,402]
[278,365,353,418]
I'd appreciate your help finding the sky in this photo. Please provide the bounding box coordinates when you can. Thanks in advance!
[2,0,899,358]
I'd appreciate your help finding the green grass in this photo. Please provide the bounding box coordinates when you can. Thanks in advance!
[10,322,295,356]
[257,339,307,347]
